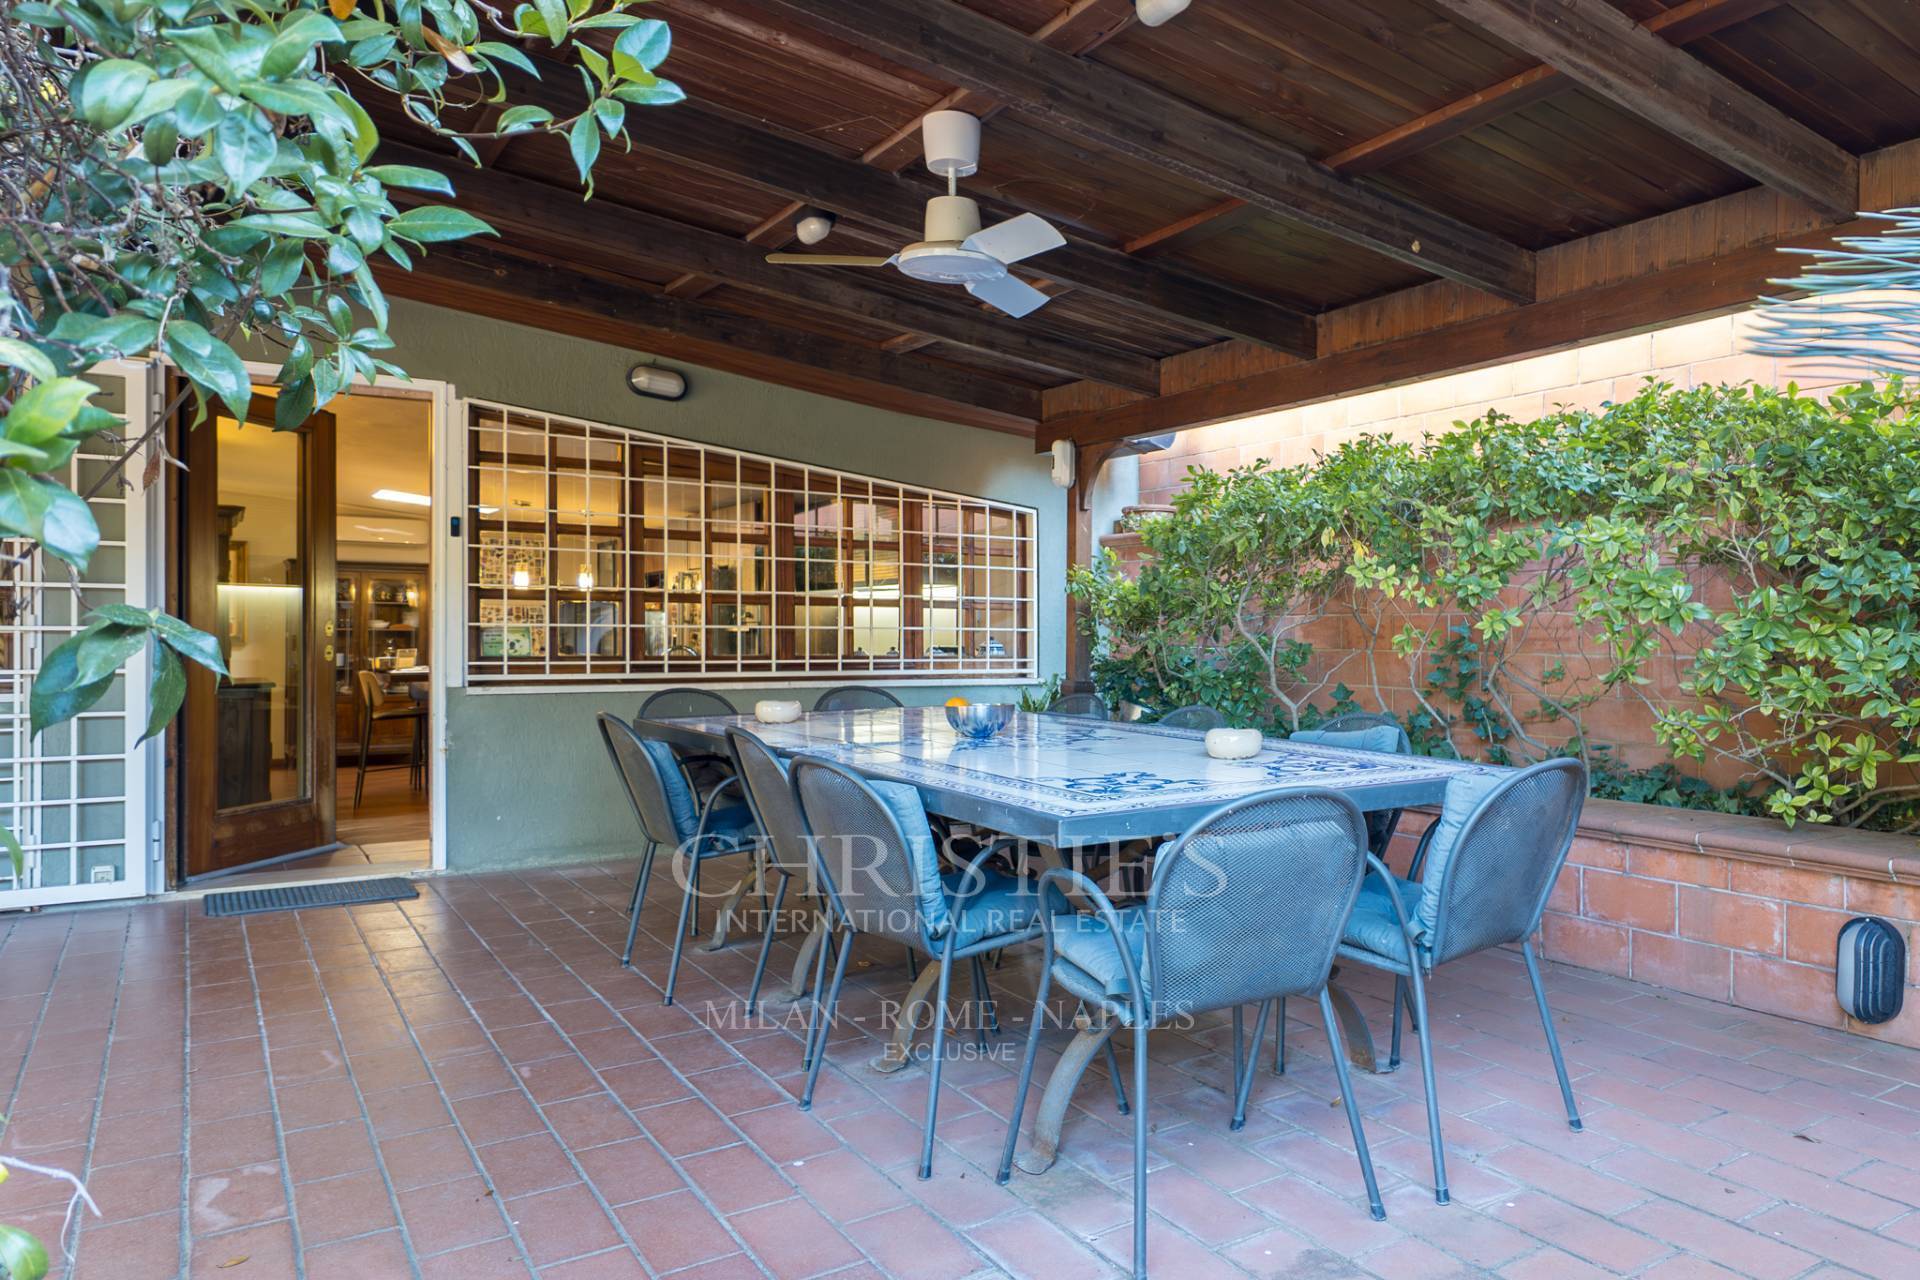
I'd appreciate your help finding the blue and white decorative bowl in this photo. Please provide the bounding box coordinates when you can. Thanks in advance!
[946,703,1014,740]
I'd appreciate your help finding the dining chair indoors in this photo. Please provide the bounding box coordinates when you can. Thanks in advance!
[999,788,1385,1278]
[353,670,426,809]
[597,713,762,1005]
[813,685,903,712]
[1156,703,1226,731]
[788,755,1060,1179]
[1283,756,1589,1207]
[1046,692,1109,719]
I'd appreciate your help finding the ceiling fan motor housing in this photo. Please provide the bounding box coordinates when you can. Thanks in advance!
[897,195,1007,284]
[922,110,982,178]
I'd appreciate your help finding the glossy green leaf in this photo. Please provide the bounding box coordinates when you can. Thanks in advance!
[362,164,454,196]
[141,642,187,744]
[612,18,671,73]
[3,377,95,445]
[73,622,147,686]
[214,114,277,192]
[30,632,115,736]
[568,112,599,188]
[0,1222,48,1280]
[0,470,99,568]
[153,613,230,678]
[0,338,56,384]
[0,825,23,879]
[73,58,155,128]
[386,205,495,244]
[162,320,252,423]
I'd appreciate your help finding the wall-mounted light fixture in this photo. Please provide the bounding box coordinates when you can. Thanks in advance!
[627,364,688,401]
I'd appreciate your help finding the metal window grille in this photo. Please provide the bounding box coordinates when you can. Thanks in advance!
[463,400,1037,685]
[0,365,153,905]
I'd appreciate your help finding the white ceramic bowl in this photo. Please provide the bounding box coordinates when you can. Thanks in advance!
[1204,727,1262,760]
[754,699,803,724]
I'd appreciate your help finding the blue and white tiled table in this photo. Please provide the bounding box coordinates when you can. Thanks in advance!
[651,706,1497,847]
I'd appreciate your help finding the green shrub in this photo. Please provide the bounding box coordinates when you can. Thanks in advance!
[1074,379,1920,830]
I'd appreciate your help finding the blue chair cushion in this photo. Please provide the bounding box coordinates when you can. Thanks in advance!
[939,868,1060,950]
[1410,770,1506,938]
[696,801,759,854]
[638,738,701,837]
[865,778,952,938]
[1051,906,1150,1000]
[1290,725,1404,754]
[1342,873,1425,962]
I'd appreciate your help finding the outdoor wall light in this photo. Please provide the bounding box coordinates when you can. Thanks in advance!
[627,364,688,401]
[1135,0,1192,27]
[1836,917,1905,1024]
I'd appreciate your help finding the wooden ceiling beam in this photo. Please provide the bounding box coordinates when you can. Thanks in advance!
[1118,0,1788,257]
[754,0,1535,301]
[383,242,1041,431]
[1039,215,1868,448]
[379,143,1159,392]
[1428,0,1857,217]
[621,102,1318,354]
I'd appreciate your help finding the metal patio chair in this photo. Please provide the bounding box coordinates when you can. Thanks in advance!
[1046,692,1109,719]
[597,714,761,1005]
[636,687,737,797]
[813,685,903,712]
[788,755,1060,1179]
[997,787,1385,1278]
[1290,712,1411,858]
[1157,703,1226,731]
[1290,757,1589,1206]
[726,726,829,1022]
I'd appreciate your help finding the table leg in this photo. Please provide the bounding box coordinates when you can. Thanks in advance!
[870,958,942,1074]
[697,867,757,953]
[759,911,828,1011]
[1327,968,1389,1074]
[1012,1009,1117,1176]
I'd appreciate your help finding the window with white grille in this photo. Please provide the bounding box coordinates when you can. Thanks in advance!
[463,401,1037,684]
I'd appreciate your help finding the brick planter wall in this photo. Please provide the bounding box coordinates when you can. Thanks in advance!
[1389,800,1920,1049]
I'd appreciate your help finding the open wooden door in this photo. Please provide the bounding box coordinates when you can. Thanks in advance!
[182,393,338,877]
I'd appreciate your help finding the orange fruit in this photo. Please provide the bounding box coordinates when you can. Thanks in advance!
[944,697,970,708]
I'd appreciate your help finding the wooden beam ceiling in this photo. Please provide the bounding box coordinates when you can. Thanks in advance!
[382,242,1041,432]
[378,143,1159,393]
[753,0,1537,301]
[617,100,1319,354]
[1428,0,1858,218]
[1119,0,1789,258]
[1039,214,1872,449]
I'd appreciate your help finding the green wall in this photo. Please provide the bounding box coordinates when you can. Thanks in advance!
[379,298,1065,870]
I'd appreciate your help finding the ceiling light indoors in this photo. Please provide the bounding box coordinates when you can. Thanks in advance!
[795,212,836,245]
[1135,0,1192,27]
[371,488,432,507]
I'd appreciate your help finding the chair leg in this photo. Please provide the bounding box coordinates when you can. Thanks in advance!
[1102,1033,1130,1115]
[1231,999,1271,1132]
[918,953,957,1179]
[1318,988,1386,1221]
[996,966,1053,1185]
[1130,1020,1150,1280]
[1389,975,1406,1071]
[354,713,372,810]
[1523,942,1582,1132]
[1271,996,1287,1075]
[621,842,658,967]
[1405,961,1449,1205]
[800,921,836,1073]
[663,855,701,1007]
[746,875,788,1016]
[970,953,999,1044]
[800,929,855,1111]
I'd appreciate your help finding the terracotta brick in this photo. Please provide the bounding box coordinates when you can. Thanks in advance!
[1630,933,1731,1002]
[1568,836,1629,872]
[1541,912,1631,978]
[1726,862,1844,908]
[1584,870,1677,933]
[1679,888,1783,955]
[1732,955,1844,1029]
[1546,868,1580,915]
[1844,878,1920,922]
[1626,848,1728,889]
[1784,904,1851,969]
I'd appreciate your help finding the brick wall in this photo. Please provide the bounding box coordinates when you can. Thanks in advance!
[1137,310,1846,507]
[1386,801,1920,1049]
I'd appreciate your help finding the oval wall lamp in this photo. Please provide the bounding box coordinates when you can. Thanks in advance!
[627,364,688,401]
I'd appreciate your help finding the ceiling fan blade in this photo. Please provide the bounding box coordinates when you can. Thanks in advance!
[764,254,895,266]
[962,213,1066,265]
[966,274,1051,319]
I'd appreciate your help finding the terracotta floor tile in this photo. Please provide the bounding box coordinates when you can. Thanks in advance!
[504,1183,623,1267]
[293,1168,400,1244]
[616,1189,740,1273]
[398,1174,512,1256]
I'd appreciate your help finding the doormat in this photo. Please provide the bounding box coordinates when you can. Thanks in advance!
[202,877,419,918]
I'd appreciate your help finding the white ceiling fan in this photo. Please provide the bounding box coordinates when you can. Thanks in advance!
[765,110,1067,318]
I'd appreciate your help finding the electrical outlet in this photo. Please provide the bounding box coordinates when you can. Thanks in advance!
[90,866,115,884]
